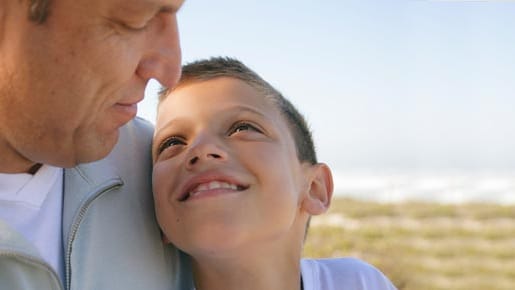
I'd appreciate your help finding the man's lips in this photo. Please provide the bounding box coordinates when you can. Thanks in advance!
[116,98,141,108]
[115,102,137,111]
[112,97,142,121]
[112,103,138,124]
[116,94,143,109]
[178,176,249,202]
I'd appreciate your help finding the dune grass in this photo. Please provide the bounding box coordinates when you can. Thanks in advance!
[303,198,515,290]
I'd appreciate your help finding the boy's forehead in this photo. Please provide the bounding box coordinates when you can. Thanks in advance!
[158,77,288,127]
[169,77,271,108]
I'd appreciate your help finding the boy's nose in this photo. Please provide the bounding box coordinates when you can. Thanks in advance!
[189,153,223,166]
[185,135,228,169]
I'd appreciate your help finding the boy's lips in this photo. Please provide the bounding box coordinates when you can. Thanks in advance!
[178,173,249,202]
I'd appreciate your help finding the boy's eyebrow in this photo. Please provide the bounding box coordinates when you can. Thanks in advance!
[154,105,268,139]
[231,105,268,118]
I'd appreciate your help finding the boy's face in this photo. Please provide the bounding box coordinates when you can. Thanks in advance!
[153,77,313,256]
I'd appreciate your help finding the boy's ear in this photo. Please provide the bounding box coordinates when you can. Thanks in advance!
[301,163,333,215]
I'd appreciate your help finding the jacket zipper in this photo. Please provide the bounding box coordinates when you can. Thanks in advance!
[64,180,122,290]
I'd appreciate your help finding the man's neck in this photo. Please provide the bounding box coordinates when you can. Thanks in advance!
[0,140,40,173]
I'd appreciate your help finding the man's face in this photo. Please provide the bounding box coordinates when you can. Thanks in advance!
[152,77,312,258]
[0,0,184,172]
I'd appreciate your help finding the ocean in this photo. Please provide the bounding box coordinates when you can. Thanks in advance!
[331,170,515,204]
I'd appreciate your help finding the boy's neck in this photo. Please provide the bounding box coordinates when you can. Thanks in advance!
[191,241,304,290]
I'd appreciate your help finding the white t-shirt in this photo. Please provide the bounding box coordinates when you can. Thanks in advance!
[301,258,397,290]
[0,165,64,281]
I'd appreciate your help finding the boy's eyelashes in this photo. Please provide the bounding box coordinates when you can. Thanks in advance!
[157,136,186,155]
[228,121,263,135]
[156,121,265,156]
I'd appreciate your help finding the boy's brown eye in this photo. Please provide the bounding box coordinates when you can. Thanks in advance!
[229,122,262,135]
[158,137,185,154]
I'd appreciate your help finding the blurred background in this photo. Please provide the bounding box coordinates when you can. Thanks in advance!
[138,1,515,289]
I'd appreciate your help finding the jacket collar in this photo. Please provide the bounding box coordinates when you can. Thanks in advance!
[62,156,123,247]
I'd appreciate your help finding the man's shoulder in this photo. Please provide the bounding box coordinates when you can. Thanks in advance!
[111,117,154,157]
[126,116,154,132]
[118,117,154,142]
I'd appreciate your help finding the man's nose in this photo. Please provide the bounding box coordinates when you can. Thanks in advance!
[136,13,182,88]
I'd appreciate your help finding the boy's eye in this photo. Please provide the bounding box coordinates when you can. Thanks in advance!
[157,137,185,154]
[229,122,262,135]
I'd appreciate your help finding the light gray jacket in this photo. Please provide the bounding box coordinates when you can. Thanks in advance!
[0,118,192,290]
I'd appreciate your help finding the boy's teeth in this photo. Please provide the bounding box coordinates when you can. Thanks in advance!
[197,183,209,191]
[208,181,221,190]
[191,181,238,194]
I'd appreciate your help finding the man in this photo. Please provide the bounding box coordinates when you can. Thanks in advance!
[0,0,191,289]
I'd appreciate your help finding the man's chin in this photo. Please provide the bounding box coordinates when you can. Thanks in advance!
[70,129,121,166]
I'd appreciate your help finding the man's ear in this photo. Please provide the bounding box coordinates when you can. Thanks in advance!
[161,230,171,244]
[301,163,333,215]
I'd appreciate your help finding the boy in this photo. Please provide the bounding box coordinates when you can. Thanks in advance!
[152,57,396,290]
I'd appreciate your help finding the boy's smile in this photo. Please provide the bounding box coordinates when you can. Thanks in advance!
[152,76,311,257]
[177,171,249,202]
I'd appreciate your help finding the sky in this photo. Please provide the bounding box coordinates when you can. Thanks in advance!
[139,0,515,174]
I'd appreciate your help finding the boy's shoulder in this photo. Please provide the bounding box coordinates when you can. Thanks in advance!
[301,258,397,290]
